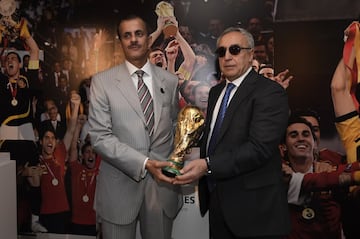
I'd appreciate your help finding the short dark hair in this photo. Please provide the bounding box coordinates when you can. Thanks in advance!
[6,51,21,62]
[150,46,164,53]
[258,64,273,72]
[38,124,57,141]
[81,142,92,154]
[291,108,320,124]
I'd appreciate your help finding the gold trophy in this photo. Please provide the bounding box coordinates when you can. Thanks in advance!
[162,105,205,177]
[155,1,178,39]
[0,0,30,44]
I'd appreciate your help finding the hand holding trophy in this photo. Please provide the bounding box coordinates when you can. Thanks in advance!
[162,105,205,177]
[155,1,178,39]
[0,0,30,44]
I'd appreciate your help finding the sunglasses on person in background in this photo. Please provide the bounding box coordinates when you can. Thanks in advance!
[215,44,252,57]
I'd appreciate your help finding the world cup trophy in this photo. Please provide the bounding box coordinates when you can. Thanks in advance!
[155,1,178,39]
[162,105,205,177]
[0,0,30,45]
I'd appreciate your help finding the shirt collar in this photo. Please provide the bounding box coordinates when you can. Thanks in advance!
[125,60,151,77]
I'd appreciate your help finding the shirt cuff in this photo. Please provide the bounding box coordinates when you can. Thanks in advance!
[141,158,149,178]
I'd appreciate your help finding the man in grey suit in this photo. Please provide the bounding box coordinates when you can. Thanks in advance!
[88,15,182,239]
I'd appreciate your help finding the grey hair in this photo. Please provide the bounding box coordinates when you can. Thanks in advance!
[216,27,254,49]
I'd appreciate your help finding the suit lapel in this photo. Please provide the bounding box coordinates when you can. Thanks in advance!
[150,65,164,135]
[116,64,146,123]
[216,70,258,146]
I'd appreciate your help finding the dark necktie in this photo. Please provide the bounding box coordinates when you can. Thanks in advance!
[136,70,155,136]
[208,82,235,155]
[207,82,235,192]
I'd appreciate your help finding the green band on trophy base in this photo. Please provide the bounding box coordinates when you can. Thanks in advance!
[162,160,184,178]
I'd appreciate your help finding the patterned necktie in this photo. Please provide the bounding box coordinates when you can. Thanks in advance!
[208,82,235,155]
[136,70,155,136]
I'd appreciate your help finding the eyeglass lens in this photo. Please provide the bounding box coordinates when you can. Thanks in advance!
[216,45,248,57]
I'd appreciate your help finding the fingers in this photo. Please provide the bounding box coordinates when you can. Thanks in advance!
[275,69,294,89]
[146,159,175,183]
[173,159,206,185]
[157,173,175,184]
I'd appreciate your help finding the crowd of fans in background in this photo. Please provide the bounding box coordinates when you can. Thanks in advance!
[13,1,360,239]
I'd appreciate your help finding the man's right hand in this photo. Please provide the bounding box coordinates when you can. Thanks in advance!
[146,159,175,184]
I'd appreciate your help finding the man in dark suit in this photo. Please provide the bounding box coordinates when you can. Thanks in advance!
[40,99,66,140]
[174,27,290,238]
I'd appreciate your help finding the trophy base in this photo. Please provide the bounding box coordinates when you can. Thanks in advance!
[163,24,177,39]
[162,166,181,178]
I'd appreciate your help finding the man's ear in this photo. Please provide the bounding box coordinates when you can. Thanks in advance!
[278,144,287,159]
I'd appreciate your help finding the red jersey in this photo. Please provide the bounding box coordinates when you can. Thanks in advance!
[40,142,70,214]
[70,160,98,225]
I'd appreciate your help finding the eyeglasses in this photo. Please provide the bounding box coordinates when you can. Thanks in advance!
[215,44,252,57]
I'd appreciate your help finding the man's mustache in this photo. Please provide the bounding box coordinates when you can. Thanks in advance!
[129,43,140,48]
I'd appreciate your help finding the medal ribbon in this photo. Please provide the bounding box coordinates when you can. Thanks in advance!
[8,81,17,100]
[83,169,96,198]
[40,155,58,183]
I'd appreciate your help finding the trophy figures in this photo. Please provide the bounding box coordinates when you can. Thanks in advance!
[162,105,205,177]
[155,1,178,38]
[0,0,30,44]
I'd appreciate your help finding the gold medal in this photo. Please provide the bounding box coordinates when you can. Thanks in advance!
[302,207,315,220]
[82,194,89,203]
[52,178,59,186]
[11,98,17,106]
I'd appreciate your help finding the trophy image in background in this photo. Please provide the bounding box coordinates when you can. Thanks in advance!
[155,1,178,39]
[162,105,205,177]
[0,0,30,45]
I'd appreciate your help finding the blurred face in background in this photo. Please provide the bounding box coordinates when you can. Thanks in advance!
[45,100,59,121]
[193,84,210,112]
[259,66,274,80]
[82,144,97,169]
[149,49,166,69]
[179,25,194,44]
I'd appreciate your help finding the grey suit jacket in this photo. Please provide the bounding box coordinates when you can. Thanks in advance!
[88,62,183,225]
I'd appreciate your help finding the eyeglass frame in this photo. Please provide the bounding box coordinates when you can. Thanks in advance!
[215,44,252,58]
